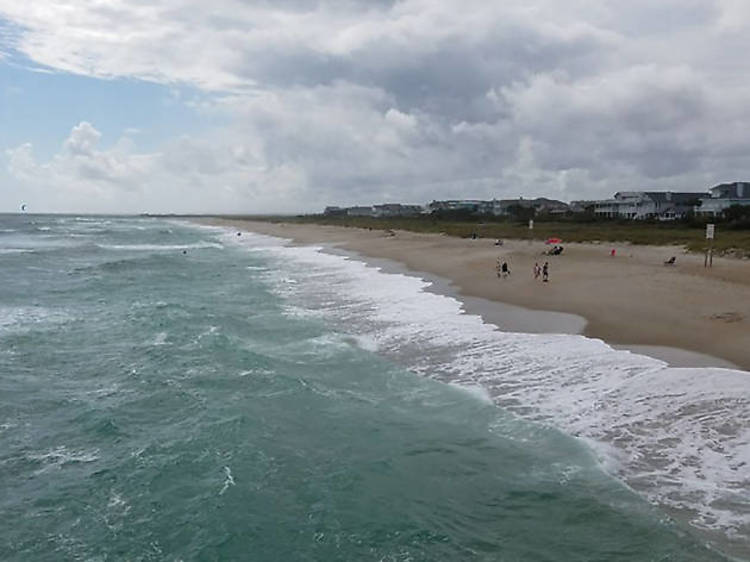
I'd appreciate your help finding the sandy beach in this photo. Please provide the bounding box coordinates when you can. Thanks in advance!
[206,219,750,371]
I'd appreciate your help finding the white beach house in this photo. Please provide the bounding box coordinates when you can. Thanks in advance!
[695,182,750,216]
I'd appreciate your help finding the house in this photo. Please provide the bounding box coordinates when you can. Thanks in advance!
[346,206,375,217]
[427,200,491,214]
[695,182,750,216]
[492,198,569,217]
[373,203,423,217]
[531,197,570,216]
[491,199,531,216]
[425,197,569,217]
[569,200,595,213]
[593,191,706,220]
[323,206,347,216]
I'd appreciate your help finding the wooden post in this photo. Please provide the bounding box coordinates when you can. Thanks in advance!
[705,223,715,268]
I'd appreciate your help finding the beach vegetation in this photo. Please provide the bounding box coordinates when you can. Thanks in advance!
[246,213,750,256]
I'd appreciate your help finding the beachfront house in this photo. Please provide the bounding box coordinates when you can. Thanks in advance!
[694,182,750,216]
[569,200,595,213]
[530,198,570,216]
[323,206,347,216]
[427,199,493,214]
[426,198,569,217]
[593,191,707,220]
[492,198,569,217]
[347,206,375,217]
[373,203,423,217]
[491,199,531,216]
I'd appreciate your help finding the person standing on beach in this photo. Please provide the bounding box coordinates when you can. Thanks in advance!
[533,262,540,280]
[501,261,510,278]
[542,262,549,282]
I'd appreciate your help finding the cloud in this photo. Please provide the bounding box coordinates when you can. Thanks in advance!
[63,121,102,156]
[3,1,750,212]
[5,121,318,213]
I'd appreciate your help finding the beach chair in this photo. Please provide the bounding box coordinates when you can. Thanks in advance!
[664,256,676,266]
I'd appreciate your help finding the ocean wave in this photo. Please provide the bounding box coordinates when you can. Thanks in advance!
[0,306,71,333]
[0,248,34,254]
[97,242,223,251]
[227,228,750,544]
[27,446,99,474]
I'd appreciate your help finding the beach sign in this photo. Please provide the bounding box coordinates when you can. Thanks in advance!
[706,223,715,240]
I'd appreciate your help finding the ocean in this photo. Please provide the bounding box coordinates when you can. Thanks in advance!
[0,214,747,561]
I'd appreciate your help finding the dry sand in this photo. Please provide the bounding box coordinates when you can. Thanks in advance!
[207,219,750,371]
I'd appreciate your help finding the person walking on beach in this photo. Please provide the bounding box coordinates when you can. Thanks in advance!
[501,261,510,278]
[542,261,549,282]
[533,262,540,280]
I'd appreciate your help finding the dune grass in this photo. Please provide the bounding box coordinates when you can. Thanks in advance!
[239,215,750,257]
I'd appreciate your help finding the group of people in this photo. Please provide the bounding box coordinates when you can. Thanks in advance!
[496,259,549,282]
[534,261,549,282]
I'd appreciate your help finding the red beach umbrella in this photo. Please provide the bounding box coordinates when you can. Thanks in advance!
[545,237,562,244]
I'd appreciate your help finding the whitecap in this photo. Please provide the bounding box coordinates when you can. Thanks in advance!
[0,306,70,333]
[97,242,223,251]
[218,227,750,542]
[0,248,33,254]
[219,466,236,495]
[152,332,168,346]
[28,446,99,474]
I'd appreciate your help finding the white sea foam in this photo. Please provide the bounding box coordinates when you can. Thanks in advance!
[85,384,122,399]
[97,242,223,251]
[0,421,18,433]
[153,332,168,346]
[219,466,236,495]
[0,235,81,251]
[450,383,494,405]
[28,446,100,474]
[221,228,750,542]
[350,334,379,352]
[106,490,131,522]
[0,306,70,333]
[0,248,33,254]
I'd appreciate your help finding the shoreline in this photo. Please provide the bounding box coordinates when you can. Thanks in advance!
[337,248,741,370]
[205,218,749,371]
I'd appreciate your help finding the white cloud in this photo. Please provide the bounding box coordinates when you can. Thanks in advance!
[3,1,750,211]
[63,121,102,156]
[5,121,316,213]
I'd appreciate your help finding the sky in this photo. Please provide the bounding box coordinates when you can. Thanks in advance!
[2,1,750,214]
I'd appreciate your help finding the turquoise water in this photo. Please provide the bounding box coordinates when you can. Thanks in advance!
[0,215,741,560]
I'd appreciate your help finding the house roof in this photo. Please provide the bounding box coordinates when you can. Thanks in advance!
[613,191,708,204]
[644,192,708,204]
[710,182,750,198]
